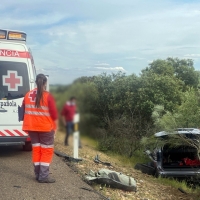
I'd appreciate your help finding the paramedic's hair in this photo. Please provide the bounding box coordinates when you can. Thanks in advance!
[35,74,47,108]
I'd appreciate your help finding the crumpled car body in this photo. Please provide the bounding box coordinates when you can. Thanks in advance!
[135,128,200,180]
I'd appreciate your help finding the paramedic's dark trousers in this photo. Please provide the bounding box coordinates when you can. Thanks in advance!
[29,131,54,180]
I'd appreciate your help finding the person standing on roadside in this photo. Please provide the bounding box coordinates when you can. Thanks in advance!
[61,97,76,146]
[22,74,58,183]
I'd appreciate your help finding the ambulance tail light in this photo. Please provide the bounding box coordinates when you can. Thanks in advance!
[24,131,31,141]
[8,31,26,41]
[26,137,31,142]
[0,30,6,39]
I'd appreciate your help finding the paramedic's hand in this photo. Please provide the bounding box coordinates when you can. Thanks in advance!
[54,124,59,138]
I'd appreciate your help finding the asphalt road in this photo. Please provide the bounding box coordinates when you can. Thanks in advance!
[0,146,102,200]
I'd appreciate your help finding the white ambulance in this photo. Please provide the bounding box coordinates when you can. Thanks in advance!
[0,29,36,151]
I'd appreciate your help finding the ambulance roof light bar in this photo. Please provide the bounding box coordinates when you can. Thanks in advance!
[8,31,26,41]
[0,29,26,42]
[0,30,6,39]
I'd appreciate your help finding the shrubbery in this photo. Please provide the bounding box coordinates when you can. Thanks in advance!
[51,58,200,157]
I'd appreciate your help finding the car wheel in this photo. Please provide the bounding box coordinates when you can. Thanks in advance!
[23,141,32,151]
[154,170,161,178]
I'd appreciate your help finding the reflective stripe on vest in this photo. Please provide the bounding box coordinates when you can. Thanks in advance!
[25,104,49,110]
[25,110,50,116]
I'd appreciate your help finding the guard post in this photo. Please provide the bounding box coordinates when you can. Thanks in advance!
[73,113,80,159]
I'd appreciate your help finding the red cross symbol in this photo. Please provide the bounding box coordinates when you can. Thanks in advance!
[2,70,23,91]
[28,90,37,102]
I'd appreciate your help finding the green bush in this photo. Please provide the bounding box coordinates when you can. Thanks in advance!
[51,57,200,158]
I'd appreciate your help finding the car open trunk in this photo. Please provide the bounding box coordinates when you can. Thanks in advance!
[162,145,200,170]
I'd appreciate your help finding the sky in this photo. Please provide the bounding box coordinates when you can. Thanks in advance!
[1,0,200,84]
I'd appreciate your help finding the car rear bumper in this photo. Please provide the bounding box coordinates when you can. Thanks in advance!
[158,169,200,178]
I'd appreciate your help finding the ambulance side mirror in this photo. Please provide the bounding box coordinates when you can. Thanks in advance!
[45,75,49,91]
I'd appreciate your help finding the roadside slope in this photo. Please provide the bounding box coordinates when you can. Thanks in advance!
[55,131,194,200]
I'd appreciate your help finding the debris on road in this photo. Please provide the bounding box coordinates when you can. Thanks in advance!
[94,154,112,166]
[13,185,21,188]
[54,150,83,162]
[85,168,137,192]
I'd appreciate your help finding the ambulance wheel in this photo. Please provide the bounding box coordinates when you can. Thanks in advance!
[23,142,32,151]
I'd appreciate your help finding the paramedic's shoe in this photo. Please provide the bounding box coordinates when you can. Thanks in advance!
[38,177,56,183]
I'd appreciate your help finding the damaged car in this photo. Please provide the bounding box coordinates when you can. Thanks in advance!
[135,128,200,180]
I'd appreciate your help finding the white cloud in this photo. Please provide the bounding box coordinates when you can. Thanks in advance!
[40,2,200,58]
[94,66,125,71]
[1,0,200,84]
[147,60,153,64]
[184,54,200,58]
[95,63,110,66]
[1,13,68,29]
[125,56,144,60]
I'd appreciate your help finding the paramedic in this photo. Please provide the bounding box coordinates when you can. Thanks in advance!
[61,97,76,146]
[22,74,58,183]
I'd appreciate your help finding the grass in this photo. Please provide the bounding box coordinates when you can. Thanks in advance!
[104,151,149,167]
[81,135,150,166]
[81,135,99,149]
[157,177,193,192]
[156,177,200,199]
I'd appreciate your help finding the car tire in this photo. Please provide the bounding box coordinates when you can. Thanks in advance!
[154,170,161,178]
[23,141,32,151]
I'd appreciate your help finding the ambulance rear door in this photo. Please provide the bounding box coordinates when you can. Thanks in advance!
[0,40,34,146]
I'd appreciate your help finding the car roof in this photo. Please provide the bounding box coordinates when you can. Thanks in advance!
[155,128,200,137]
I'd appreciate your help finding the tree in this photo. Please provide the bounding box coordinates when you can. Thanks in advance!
[142,58,199,88]
[167,58,199,88]
[154,89,200,130]
[142,59,174,76]
[139,73,184,113]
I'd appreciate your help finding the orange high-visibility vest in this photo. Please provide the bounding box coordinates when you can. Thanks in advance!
[22,88,55,132]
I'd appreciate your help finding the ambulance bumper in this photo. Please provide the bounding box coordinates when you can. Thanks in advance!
[0,141,25,146]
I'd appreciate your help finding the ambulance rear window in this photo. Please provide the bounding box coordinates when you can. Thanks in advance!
[0,61,30,100]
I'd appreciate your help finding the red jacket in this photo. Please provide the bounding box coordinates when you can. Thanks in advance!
[61,101,76,122]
